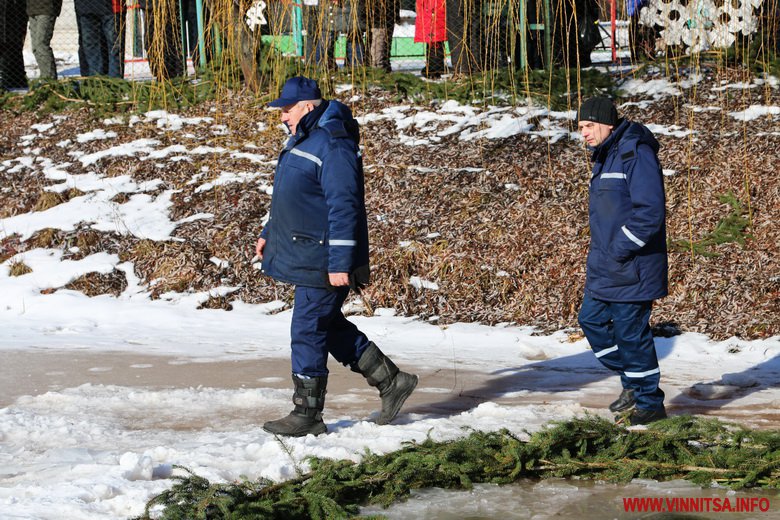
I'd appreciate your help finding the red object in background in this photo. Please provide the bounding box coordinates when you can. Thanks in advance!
[611,0,617,61]
[414,0,447,43]
[113,0,126,13]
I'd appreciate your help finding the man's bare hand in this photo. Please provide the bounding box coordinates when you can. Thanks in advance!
[255,237,266,259]
[329,272,349,286]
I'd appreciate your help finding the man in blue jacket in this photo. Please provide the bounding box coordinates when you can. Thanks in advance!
[577,97,668,425]
[255,76,418,437]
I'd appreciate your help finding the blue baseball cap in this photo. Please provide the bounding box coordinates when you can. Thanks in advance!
[268,76,322,107]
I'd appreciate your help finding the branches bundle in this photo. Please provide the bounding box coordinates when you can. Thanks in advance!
[137,416,780,519]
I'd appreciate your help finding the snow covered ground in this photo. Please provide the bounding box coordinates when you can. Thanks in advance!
[1,77,779,519]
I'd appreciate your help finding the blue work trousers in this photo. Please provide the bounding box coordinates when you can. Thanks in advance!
[291,286,370,377]
[578,295,664,410]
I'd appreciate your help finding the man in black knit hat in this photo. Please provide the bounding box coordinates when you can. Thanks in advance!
[576,97,669,425]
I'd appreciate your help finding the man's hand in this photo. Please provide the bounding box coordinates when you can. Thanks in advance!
[328,272,349,287]
[255,237,266,260]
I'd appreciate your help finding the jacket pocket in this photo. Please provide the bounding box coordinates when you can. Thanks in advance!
[589,250,639,287]
[289,230,327,271]
[605,255,639,287]
[291,230,324,246]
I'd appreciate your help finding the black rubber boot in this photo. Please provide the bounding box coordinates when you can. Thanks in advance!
[628,406,667,425]
[263,375,328,437]
[609,389,636,413]
[353,342,418,425]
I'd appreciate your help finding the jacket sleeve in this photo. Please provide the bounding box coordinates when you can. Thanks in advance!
[320,145,362,273]
[610,143,665,261]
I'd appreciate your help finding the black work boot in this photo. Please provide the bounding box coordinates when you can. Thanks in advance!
[353,342,418,425]
[609,389,636,413]
[263,375,328,437]
[628,406,667,425]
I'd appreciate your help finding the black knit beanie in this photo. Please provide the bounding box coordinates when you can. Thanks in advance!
[578,97,618,126]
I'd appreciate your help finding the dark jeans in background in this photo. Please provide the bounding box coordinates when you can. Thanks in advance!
[182,0,212,65]
[142,5,184,80]
[629,10,657,61]
[0,0,29,89]
[422,41,445,77]
[115,11,126,77]
[78,13,122,77]
[446,0,482,74]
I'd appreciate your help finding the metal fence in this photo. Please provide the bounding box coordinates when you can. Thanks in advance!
[1,0,778,91]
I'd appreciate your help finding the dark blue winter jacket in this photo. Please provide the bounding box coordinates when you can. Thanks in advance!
[260,99,370,289]
[585,119,668,302]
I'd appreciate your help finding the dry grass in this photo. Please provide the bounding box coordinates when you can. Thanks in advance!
[33,192,67,212]
[8,261,32,277]
[124,239,210,297]
[28,228,60,249]
[65,270,128,297]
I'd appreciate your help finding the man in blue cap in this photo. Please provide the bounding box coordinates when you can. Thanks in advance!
[255,76,418,437]
[577,96,668,426]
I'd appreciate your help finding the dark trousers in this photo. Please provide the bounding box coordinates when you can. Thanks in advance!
[115,11,126,77]
[142,4,184,80]
[578,295,664,410]
[629,10,656,61]
[0,0,29,89]
[446,0,482,74]
[78,13,122,77]
[182,0,211,65]
[291,286,370,377]
[422,41,445,77]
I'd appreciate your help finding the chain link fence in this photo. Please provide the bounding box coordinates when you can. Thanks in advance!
[1,0,779,91]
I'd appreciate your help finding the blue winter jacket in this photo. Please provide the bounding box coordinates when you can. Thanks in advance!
[585,119,668,302]
[260,99,370,289]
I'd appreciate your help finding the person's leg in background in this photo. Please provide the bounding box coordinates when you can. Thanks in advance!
[0,0,29,89]
[113,1,126,77]
[101,13,122,77]
[80,14,108,76]
[368,0,399,71]
[421,40,445,77]
[29,14,58,80]
[446,0,482,74]
[342,0,366,67]
[143,1,184,80]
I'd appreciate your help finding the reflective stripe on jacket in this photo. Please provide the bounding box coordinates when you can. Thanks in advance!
[585,119,668,302]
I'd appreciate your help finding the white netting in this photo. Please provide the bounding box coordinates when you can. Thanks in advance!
[640,0,765,51]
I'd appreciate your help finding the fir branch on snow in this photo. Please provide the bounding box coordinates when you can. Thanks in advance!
[136,416,780,520]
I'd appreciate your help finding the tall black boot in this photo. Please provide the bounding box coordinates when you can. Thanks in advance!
[353,342,418,425]
[263,375,328,437]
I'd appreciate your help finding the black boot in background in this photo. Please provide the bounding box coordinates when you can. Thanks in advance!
[421,41,446,79]
[263,375,328,437]
[353,342,418,425]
